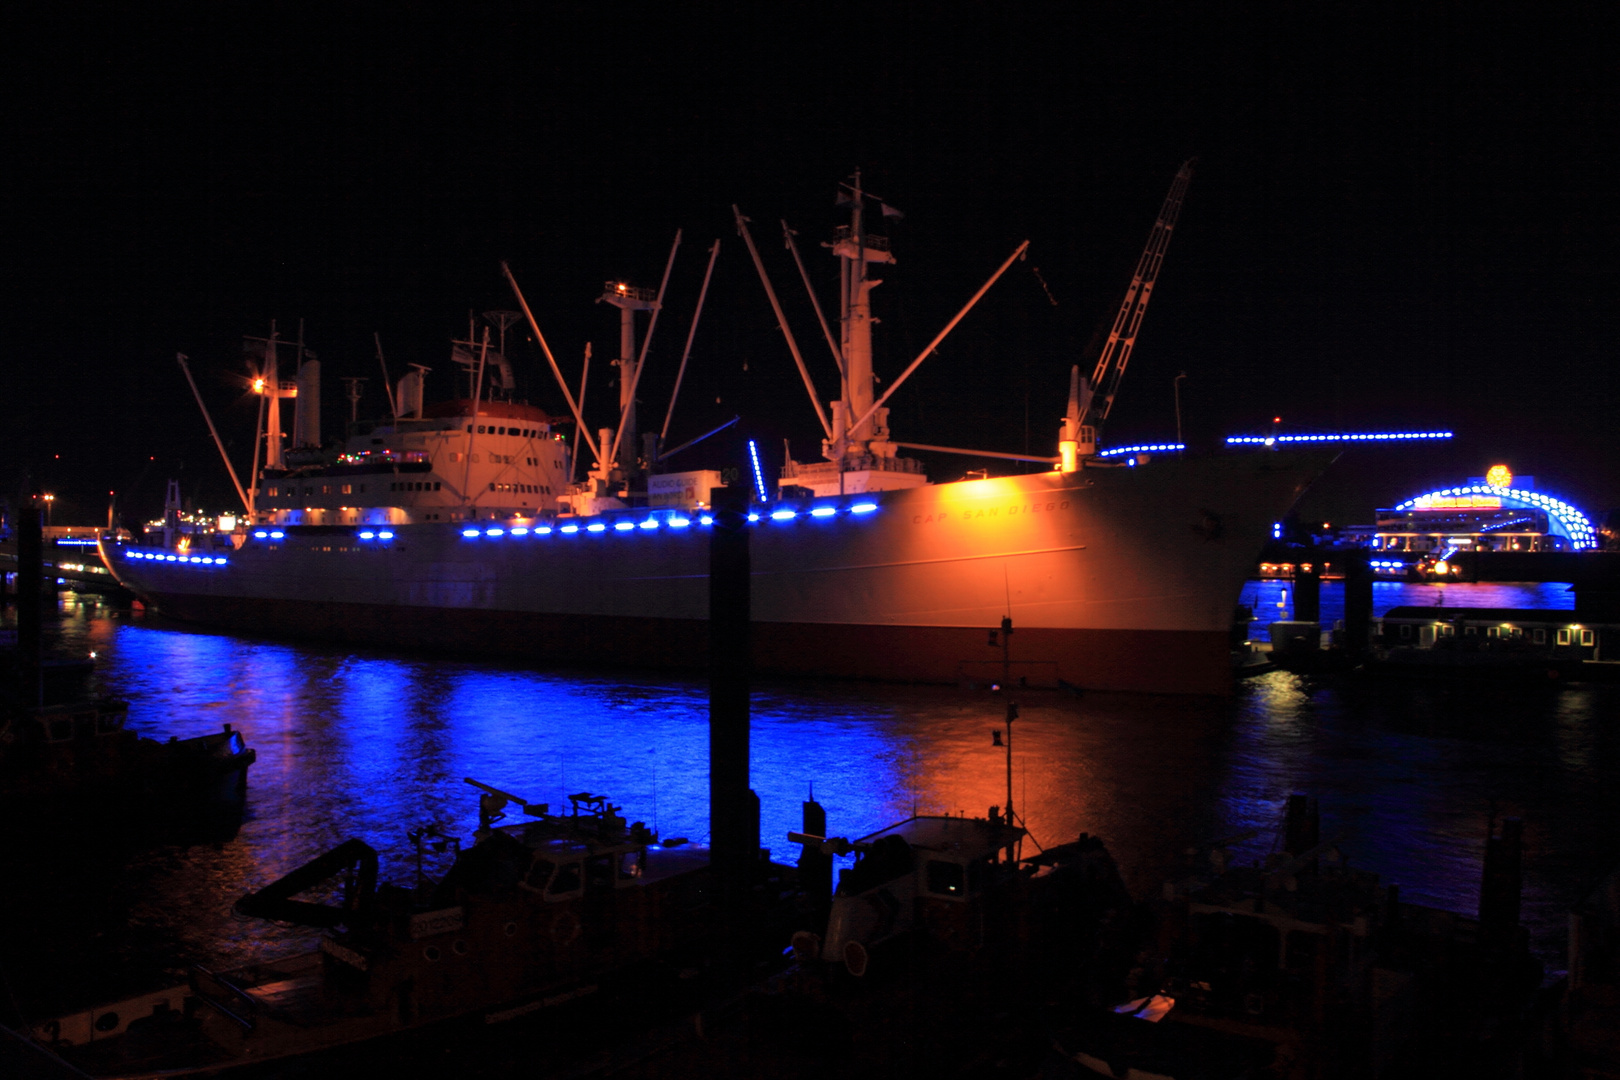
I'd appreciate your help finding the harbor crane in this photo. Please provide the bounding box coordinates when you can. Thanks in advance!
[1077,159,1195,452]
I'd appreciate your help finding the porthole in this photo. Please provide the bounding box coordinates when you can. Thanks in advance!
[504,921,518,937]
[423,946,441,962]
[94,1012,120,1032]
[452,939,468,956]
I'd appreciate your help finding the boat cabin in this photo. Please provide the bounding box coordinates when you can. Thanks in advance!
[813,812,1024,975]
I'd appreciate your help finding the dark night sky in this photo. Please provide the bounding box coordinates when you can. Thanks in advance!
[3,3,1616,528]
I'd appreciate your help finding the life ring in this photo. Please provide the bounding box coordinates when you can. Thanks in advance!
[552,911,581,946]
[843,940,869,978]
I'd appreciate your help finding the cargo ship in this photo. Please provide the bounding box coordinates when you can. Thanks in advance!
[101,168,1330,695]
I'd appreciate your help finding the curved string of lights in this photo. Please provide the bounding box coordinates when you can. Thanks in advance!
[1394,484,1598,550]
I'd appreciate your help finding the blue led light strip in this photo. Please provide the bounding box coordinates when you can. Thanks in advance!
[1097,442,1185,457]
[747,440,769,502]
[1225,431,1453,445]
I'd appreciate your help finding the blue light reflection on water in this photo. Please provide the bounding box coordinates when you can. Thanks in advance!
[18,585,1620,996]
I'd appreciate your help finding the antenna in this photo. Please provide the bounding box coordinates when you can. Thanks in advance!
[341,377,368,425]
[484,310,522,353]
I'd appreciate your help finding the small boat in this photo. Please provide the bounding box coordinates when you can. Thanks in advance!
[34,780,792,1078]
[0,698,253,824]
[788,704,1132,980]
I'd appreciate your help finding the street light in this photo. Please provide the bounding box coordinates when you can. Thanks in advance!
[41,493,55,527]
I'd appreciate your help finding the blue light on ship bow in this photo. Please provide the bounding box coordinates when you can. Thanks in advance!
[253,530,268,539]
[536,526,553,535]
[614,521,635,532]
[461,527,481,538]
[747,513,760,523]
[359,530,376,540]
[699,515,714,526]
[747,440,769,502]
[850,502,878,514]
[810,506,837,518]
[560,524,580,534]
[587,522,607,533]
[485,527,504,537]
[1226,431,1453,445]
[638,519,659,530]
[270,530,285,539]
[378,530,394,540]
[669,516,691,528]
[1097,442,1186,457]
[770,509,797,522]
[510,527,529,536]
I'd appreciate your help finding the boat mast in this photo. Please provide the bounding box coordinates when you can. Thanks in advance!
[606,230,681,476]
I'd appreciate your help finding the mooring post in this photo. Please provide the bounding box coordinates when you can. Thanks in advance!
[1293,550,1321,624]
[1342,549,1372,657]
[708,485,758,876]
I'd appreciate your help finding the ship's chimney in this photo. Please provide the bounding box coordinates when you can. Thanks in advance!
[708,485,759,875]
[293,358,321,448]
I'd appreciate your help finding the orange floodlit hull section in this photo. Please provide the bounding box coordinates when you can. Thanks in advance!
[103,452,1328,696]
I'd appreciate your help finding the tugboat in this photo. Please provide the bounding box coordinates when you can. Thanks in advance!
[787,703,1133,981]
[34,779,792,1078]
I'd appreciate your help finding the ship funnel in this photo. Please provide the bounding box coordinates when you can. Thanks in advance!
[293,359,321,448]
[396,368,425,419]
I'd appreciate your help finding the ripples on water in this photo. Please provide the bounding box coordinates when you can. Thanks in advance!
[6,580,1618,1014]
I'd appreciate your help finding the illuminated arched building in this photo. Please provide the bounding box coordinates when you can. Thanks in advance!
[1370,472,1598,555]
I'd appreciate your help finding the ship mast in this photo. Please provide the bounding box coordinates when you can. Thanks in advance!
[828,169,896,464]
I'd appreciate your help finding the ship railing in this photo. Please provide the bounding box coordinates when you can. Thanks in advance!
[833,226,891,252]
[188,965,258,1032]
[601,281,659,304]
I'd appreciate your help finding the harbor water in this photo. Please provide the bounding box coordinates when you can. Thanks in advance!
[4,579,1618,1020]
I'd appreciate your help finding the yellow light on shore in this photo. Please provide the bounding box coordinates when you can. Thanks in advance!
[1486,464,1512,488]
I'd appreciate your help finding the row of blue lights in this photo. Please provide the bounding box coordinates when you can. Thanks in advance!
[1097,442,1185,457]
[124,550,229,566]
[458,502,880,539]
[1370,559,1408,570]
[1395,485,1597,548]
[252,529,286,540]
[1227,431,1453,445]
[747,439,769,502]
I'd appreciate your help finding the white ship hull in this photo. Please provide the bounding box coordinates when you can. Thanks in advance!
[101,452,1326,695]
